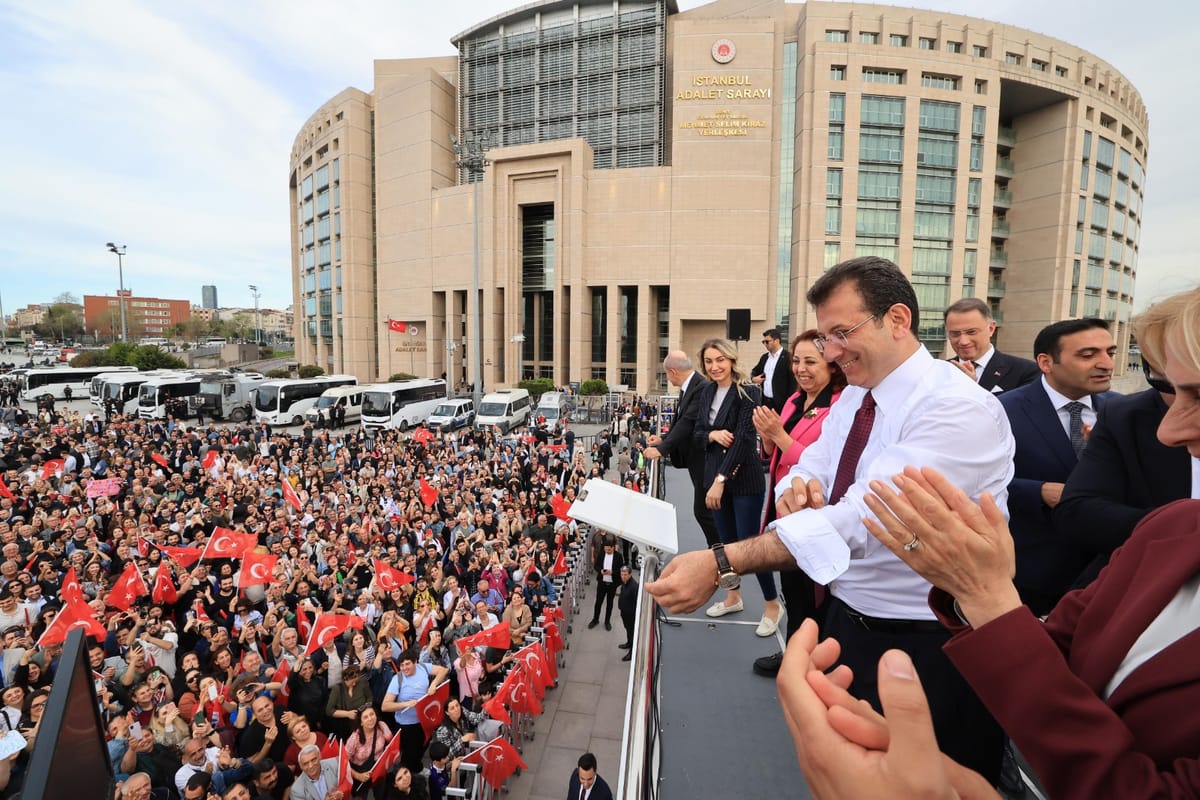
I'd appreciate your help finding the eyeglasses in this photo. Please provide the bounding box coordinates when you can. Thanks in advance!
[1142,357,1175,395]
[813,314,879,354]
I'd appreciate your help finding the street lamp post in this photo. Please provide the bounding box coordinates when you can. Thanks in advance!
[450,130,491,410]
[446,340,458,391]
[105,243,128,342]
[248,285,262,344]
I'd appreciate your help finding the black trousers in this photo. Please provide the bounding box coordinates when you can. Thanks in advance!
[621,607,636,646]
[592,580,617,624]
[823,597,1004,785]
[687,463,721,548]
[779,569,825,640]
[398,721,426,772]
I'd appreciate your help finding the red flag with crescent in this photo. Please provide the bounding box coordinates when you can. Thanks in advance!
[60,566,85,607]
[192,598,211,623]
[40,459,64,480]
[411,427,433,445]
[272,658,291,707]
[507,664,543,717]
[416,680,451,739]
[369,728,403,782]
[388,319,407,333]
[551,549,569,577]
[295,603,312,641]
[240,551,278,588]
[454,621,511,654]
[304,612,364,656]
[461,737,527,790]
[281,478,302,511]
[373,559,415,592]
[151,566,178,605]
[201,527,257,561]
[36,600,106,647]
[321,736,341,760]
[550,492,572,523]
[157,544,202,567]
[136,537,150,557]
[543,620,564,658]
[0,481,13,501]
[418,477,438,508]
[202,449,219,471]
[107,561,149,611]
[336,740,352,798]
[515,642,553,695]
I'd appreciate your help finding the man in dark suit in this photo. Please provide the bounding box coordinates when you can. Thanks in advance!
[643,350,719,547]
[751,327,796,413]
[566,752,613,800]
[617,565,638,660]
[1054,380,1192,588]
[1000,317,1118,615]
[587,540,624,631]
[944,297,1039,394]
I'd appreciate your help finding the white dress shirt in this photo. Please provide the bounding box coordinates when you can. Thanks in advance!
[1191,457,1200,500]
[762,349,783,399]
[773,347,1015,619]
[971,346,995,382]
[1040,376,1098,439]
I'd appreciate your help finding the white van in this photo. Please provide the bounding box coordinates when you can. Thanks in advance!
[305,385,365,426]
[474,389,532,433]
[428,398,475,431]
[534,391,570,435]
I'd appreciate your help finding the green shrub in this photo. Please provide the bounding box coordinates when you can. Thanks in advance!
[297,365,325,378]
[388,373,418,381]
[517,378,555,401]
[70,344,185,370]
[579,379,608,396]
[266,369,289,379]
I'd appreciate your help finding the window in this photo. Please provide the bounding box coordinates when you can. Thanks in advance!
[972,45,988,58]
[922,73,961,91]
[829,93,846,123]
[856,200,900,236]
[830,65,846,81]
[824,243,841,268]
[860,130,904,162]
[825,30,848,42]
[860,32,880,44]
[971,106,987,136]
[828,129,844,160]
[974,79,988,94]
[1032,59,1048,72]
[863,68,905,84]
[858,166,902,199]
[1095,137,1115,169]
[918,133,957,168]
[919,37,936,50]
[890,34,908,47]
[827,168,843,198]
[1005,52,1023,66]
[860,95,905,125]
[1091,198,1109,230]
[1055,65,1069,78]
[825,201,842,235]
[945,41,962,53]
[920,100,960,131]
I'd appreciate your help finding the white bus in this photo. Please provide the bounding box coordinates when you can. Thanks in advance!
[20,366,138,402]
[361,379,448,431]
[137,374,204,419]
[253,375,358,426]
[95,370,178,415]
[90,370,150,406]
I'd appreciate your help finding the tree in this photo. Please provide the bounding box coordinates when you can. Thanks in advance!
[298,365,325,378]
[388,373,418,381]
[579,379,608,396]
[33,304,84,341]
[53,292,80,305]
[70,344,184,369]
[265,368,289,379]
[518,378,555,401]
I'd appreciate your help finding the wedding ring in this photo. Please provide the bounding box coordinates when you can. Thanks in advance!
[903,535,920,552]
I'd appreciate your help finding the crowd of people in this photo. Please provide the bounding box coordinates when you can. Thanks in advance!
[0,383,644,799]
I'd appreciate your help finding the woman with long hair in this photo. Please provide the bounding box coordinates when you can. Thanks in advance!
[345,706,394,800]
[430,697,486,760]
[692,337,779,634]
[751,330,846,671]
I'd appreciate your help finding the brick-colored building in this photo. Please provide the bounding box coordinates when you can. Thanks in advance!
[291,0,1148,391]
[84,293,191,339]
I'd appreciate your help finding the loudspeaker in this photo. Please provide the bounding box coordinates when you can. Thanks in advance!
[726,309,751,342]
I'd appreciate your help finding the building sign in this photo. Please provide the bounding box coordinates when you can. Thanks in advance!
[679,109,767,137]
[711,38,736,64]
[677,74,771,101]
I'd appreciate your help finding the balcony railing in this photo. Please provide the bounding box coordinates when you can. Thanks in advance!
[987,279,1007,297]
[995,156,1015,176]
[993,188,1013,207]
[998,126,1016,146]
[991,220,1011,238]
[989,250,1008,267]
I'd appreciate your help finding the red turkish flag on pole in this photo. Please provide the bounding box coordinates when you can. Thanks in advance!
[506,665,543,717]
[36,600,107,647]
[369,728,403,783]
[515,642,554,695]
[411,427,433,445]
[157,544,203,567]
[415,680,451,740]
[295,603,312,641]
[59,566,85,607]
[551,548,569,576]
[201,527,257,561]
[0,481,13,501]
[336,741,352,798]
[543,620,564,658]
[461,737,528,790]
[40,459,64,480]
[281,479,302,511]
[150,452,169,469]
[482,682,511,726]
[418,477,438,508]
[136,537,150,557]
[550,492,572,523]
[303,612,364,656]
[388,319,407,333]
[454,621,511,655]
[107,562,149,611]
[272,658,292,708]
[239,551,278,588]
[201,449,219,471]
[372,559,415,592]
[192,598,211,623]
[321,736,341,760]
[151,566,178,604]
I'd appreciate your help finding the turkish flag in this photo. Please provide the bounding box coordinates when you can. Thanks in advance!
[482,682,511,725]
[507,665,543,717]
[416,680,451,740]
[272,658,291,708]
[461,737,528,790]
[36,600,107,647]
[151,566,178,605]
[303,612,365,656]
[281,478,302,511]
[411,427,433,445]
[201,527,257,561]
[106,561,149,611]
[192,598,211,623]
[543,620,564,658]
[373,559,415,592]
[546,443,566,453]
[418,477,438,508]
[158,544,202,567]
[454,621,511,655]
[150,452,169,469]
[59,566,85,606]
[337,740,352,798]
[388,319,407,333]
[240,550,278,588]
[136,537,150,557]
[40,459,64,480]
[369,728,403,783]
[321,736,341,760]
[295,603,312,641]
[515,642,554,695]
[202,450,219,471]
[551,549,569,577]
[550,493,572,523]
[0,481,13,501]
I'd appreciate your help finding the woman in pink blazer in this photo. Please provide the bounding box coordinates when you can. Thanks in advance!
[749,330,844,671]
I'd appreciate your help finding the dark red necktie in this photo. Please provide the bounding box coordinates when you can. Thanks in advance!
[828,391,876,504]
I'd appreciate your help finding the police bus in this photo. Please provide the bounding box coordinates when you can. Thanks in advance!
[19,366,138,402]
[253,375,358,426]
[361,379,448,431]
[137,373,203,419]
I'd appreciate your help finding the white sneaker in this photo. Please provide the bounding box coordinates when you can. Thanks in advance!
[755,613,781,637]
[705,599,744,617]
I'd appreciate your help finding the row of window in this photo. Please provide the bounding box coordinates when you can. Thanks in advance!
[832,66,990,95]
[824,28,1070,79]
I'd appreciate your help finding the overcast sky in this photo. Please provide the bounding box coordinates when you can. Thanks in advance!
[0,0,1193,318]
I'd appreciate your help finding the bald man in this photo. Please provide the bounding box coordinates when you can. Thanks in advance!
[644,350,719,547]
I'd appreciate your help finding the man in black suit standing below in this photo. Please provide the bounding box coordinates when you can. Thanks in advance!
[751,328,796,413]
[617,565,638,661]
[588,539,624,631]
[644,350,720,547]
[944,298,1039,394]
[566,752,613,800]
[1000,318,1118,615]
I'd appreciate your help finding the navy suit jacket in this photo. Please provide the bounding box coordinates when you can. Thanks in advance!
[655,372,710,476]
[1000,379,1115,615]
[566,769,613,800]
[1054,388,1192,587]
[692,381,765,496]
[952,349,1040,394]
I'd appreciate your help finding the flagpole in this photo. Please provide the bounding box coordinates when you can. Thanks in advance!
[386,319,393,379]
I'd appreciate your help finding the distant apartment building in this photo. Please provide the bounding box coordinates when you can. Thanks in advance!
[201,285,219,310]
[84,293,191,338]
[13,305,48,329]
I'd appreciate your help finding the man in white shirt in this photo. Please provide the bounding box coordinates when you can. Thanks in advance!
[944,297,1039,394]
[751,328,796,414]
[648,256,1014,783]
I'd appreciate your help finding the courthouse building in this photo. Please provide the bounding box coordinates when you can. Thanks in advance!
[289,0,1148,391]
